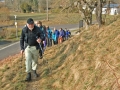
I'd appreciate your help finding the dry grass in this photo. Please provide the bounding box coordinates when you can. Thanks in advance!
[1,16,120,90]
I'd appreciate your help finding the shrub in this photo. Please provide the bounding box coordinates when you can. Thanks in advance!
[0,27,20,39]
[0,7,10,21]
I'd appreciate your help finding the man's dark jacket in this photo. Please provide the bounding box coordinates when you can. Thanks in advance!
[20,25,44,50]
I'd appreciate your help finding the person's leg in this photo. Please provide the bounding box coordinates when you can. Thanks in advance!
[46,37,49,47]
[60,37,63,43]
[31,46,39,77]
[48,38,50,47]
[25,46,32,73]
[25,46,33,81]
[63,36,65,41]
[58,37,60,44]
[50,39,52,46]
[48,38,52,46]
[66,36,68,40]
[31,46,39,70]
[43,40,46,52]
[56,37,58,44]
[60,37,61,43]
[53,40,56,45]
[55,40,57,45]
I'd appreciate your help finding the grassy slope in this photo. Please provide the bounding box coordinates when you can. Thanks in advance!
[0,17,120,90]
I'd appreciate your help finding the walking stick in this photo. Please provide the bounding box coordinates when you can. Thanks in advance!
[20,53,24,82]
[21,53,23,68]
[38,43,43,54]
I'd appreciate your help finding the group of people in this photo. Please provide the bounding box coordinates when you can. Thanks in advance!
[35,20,71,47]
[20,18,71,82]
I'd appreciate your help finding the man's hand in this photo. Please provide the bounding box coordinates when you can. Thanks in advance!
[37,38,41,43]
[20,50,24,54]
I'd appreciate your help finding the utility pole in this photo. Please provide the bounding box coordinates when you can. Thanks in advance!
[46,0,49,21]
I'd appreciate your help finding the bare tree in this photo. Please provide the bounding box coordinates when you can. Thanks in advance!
[61,0,107,29]
[4,0,23,11]
[74,0,96,30]
[95,0,102,28]
[55,0,95,30]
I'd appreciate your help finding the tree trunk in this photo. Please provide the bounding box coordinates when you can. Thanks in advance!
[84,21,89,30]
[79,10,89,30]
[89,12,93,25]
[96,0,102,28]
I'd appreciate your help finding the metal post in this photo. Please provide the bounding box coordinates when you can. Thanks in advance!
[14,15,16,22]
[46,0,49,21]
[14,15,18,38]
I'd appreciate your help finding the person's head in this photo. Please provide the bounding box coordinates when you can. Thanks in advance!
[59,28,62,31]
[65,28,67,31]
[53,27,56,31]
[27,18,34,30]
[35,20,42,27]
[43,25,46,31]
[46,26,49,29]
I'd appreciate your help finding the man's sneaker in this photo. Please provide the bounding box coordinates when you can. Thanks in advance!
[33,70,39,78]
[25,73,31,82]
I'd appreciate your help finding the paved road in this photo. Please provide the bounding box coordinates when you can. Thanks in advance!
[0,23,79,60]
[0,42,20,60]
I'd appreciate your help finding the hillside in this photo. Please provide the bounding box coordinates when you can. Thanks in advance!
[0,17,120,90]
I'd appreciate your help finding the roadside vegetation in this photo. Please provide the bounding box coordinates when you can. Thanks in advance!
[0,15,120,90]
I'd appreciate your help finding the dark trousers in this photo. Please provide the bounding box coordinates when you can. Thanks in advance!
[39,43,44,57]
[53,37,58,45]
[65,36,68,40]
[47,37,52,47]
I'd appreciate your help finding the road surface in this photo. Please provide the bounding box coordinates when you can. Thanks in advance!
[0,23,79,60]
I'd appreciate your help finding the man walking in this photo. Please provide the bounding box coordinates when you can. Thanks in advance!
[20,18,44,82]
[35,20,46,59]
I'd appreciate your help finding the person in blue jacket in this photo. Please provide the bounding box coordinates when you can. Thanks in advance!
[35,21,47,54]
[58,28,64,44]
[68,30,71,38]
[65,28,69,40]
[42,25,47,52]
[52,29,57,45]
[46,26,52,47]
[53,27,59,44]
[35,21,45,59]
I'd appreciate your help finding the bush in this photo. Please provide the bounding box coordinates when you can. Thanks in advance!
[51,8,61,13]
[20,2,32,13]
[0,27,19,39]
[0,7,10,21]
